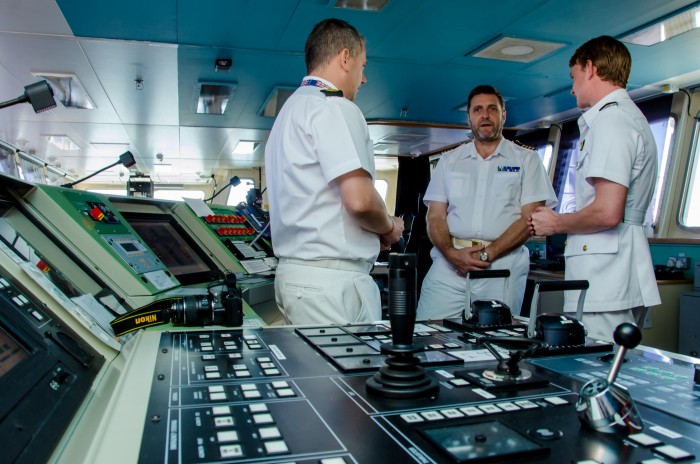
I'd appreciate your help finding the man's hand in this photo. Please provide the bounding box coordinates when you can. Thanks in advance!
[380,216,404,251]
[529,206,559,236]
[445,246,490,277]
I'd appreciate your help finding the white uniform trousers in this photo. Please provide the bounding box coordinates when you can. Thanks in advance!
[417,246,529,321]
[569,306,646,342]
[274,261,381,325]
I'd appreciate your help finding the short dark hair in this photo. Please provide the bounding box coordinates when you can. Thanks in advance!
[305,18,365,74]
[467,85,505,111]
[569,36,631,88]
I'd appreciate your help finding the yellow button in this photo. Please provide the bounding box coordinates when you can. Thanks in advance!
[582,245,588,252]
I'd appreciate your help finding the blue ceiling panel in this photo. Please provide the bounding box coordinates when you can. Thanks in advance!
[57,0,178,43]
[3,0,700,178]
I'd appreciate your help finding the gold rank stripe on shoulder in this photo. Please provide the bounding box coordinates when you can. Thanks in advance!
[514,139,536,151]
[321,88,344,97]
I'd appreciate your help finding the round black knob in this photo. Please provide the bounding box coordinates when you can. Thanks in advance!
[613,323,642,348]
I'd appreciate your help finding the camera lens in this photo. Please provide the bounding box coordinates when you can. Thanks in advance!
[170,294,211,326]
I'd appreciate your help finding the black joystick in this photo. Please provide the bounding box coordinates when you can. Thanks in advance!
[366,253,439,399]
[576,323,644,434]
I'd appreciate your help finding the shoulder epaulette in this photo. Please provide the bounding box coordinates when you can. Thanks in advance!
[600,101,618,111]
[322,89,344,98]
[514,139,536,151]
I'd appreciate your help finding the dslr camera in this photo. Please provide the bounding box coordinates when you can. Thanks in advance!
[170,273,243,327]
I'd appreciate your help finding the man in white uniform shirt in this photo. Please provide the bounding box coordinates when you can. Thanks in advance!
[417,85,557,321]
[265,18,403,325]
[529,36,661,341]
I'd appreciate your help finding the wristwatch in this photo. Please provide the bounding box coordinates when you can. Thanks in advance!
[480,249,489,262]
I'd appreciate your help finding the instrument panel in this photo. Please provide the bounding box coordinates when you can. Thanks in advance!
[136,325,700,463]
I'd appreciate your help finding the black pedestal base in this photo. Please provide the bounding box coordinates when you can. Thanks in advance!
[366,342,439,399]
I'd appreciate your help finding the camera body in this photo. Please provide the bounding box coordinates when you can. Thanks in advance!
[170,274,243,327]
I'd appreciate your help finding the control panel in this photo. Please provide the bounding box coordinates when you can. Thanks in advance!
[0,266,104,464]
[21,186,179,303]
[136,324,700,463]
[200,205,276,274]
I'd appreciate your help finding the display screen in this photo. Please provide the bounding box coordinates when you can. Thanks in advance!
[119,242,139,253]
[546,233,567,260]
[0,325,29,379]
[420,421,546,463]
[125,214,218,285]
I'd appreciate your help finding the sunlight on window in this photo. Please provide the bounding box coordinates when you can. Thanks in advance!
[648,117,675,225]
[682,119,700,227]
[375,179,388,202]
[88,189,127,197]
[226,178,255,206]
[537,143,553,174]
[154,190,205,201]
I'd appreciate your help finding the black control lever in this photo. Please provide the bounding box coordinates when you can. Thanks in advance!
[478,336,544,380]
[366,253,439,399]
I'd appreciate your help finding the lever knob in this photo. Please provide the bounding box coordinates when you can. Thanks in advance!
[613,322,642,349]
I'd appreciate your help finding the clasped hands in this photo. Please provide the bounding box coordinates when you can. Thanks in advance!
[447,246,489,277]
[528,206,559,236]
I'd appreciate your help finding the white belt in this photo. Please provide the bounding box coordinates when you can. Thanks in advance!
[452,237,492,249]
[623,208,645,226]
[279,257,372,273]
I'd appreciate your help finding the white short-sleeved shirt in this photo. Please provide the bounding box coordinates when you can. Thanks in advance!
[264,76,379,262]
[424,138,557,261]
[564,89,661,312]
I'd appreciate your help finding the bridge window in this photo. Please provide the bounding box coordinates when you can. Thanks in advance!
[552,95,674,227]
[681,118,700,228]
[153,189,206,201]
[226,177,255,206]
[375,179,388,202]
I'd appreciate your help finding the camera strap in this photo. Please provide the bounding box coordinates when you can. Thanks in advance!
[110,298,178,337]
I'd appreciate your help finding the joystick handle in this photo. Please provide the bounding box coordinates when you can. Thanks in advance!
[388,253,417,347]
[607,323,642,385]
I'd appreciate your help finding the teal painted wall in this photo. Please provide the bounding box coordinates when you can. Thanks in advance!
[526,239,698,280]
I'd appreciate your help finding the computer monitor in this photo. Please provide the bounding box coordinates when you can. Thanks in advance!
[546,233,567,261]
[122,213,221,286]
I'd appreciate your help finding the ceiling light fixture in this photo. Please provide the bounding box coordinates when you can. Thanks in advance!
[32,72,95,109]
[197,81,237,115]
[620,3,700,46]
[334,0,389,11]
[233,141,259,155]
[44,135,80,151]
[470,37,565,63]
[258,86,295,117]
[91,142,132,155]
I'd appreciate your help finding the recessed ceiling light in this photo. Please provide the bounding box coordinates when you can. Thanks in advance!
[197,82,236,114]
[621,4,700,46]
[258,87,295,117]
[501,45,535,56]
[471,37,565,63]
[334,0,388,11]
[91,142,132,155]
[32,72,95,110]
[43,135,80,151]
[233,140,259,155]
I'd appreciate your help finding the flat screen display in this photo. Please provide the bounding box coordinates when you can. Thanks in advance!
[0,325,29,379]
[126,215,217,284]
